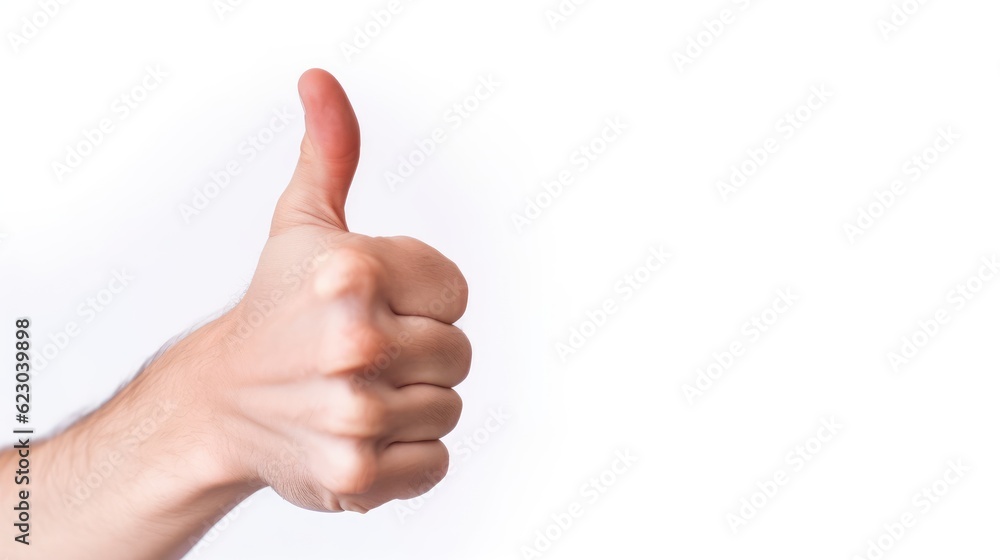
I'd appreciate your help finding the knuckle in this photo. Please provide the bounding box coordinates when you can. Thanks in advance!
[346,322,390,366]
[312,382,389,439]
[386,235,428,253]
[343,392,390,438]
[326,447,378,496]
[321,319,389,374]
[314,246,382,301]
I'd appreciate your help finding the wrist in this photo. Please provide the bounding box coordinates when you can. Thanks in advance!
[134,317,263,493]
[32,321,264,558]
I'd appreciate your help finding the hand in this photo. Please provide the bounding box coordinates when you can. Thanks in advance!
[1,68,472,560]
[195,69,472,513]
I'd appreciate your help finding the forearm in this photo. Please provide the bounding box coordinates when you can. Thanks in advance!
[1,330,258,560]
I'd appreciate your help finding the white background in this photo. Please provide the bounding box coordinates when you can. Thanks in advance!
[2,1,999,559]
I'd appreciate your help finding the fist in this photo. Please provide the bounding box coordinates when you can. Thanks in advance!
[204,70,471,514]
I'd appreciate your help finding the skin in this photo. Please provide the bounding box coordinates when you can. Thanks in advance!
[0,69,471,560]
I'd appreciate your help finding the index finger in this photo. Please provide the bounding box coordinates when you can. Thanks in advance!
[368,236,469,324]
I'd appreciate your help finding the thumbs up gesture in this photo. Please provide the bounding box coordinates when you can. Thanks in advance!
[205,69,471,513]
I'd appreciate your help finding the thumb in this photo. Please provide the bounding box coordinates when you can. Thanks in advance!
[272,68,361,235]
